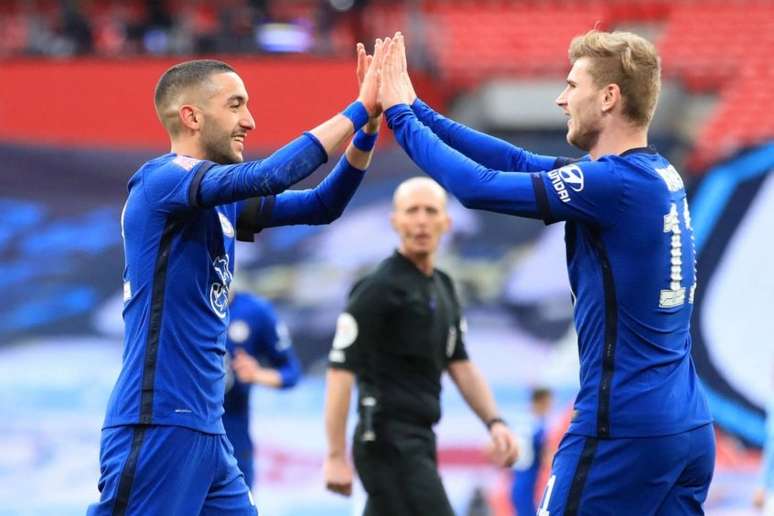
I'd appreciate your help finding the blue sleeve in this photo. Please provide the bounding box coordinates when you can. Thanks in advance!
[533,159,625,227]
[385,104,543,218]
[411,98,564,172]
[141,158,201,214]
[194,132,328,208]
[251,303,302,389]
[264,154,365,228]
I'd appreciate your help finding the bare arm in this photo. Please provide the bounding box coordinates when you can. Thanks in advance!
[323,368,356,496]
[448,360,500,423]
[448,359,519,467]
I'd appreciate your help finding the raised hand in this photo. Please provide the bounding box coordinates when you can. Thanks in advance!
[395,32,417,104]
[357,38,386,117]
[380,33,414,111]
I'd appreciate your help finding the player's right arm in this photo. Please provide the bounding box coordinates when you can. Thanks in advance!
[143,40,384,213]
[392,33,564,172]
[411,98,568,172]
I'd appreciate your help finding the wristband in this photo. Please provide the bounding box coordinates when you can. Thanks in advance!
[352,129,378,151]
[485,417,507,430]
[342,101,369,131]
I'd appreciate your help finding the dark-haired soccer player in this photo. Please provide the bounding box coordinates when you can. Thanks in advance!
[89,41,385,515]
[224,290,302,491]
[381,31,714,514]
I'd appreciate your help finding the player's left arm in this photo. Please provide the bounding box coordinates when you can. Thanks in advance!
[232,305,302,389]
[262,317,302,389]
[234,117,379,236]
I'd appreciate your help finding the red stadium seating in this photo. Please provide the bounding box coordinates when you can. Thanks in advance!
[0,0,771,171]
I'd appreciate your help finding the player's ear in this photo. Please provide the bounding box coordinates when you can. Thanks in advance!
[601,83,620,114]
[179,105,201,131]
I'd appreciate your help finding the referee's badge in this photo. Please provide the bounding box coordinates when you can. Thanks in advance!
[330,312,358,363]
[332,313,358,349]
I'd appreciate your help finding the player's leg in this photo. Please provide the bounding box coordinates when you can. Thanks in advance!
[352,433,413,516]
[655,423,715,516]
[88,425,215,516]
[511,471,537,516]
[200,434,257,516]
[88,425,141,515]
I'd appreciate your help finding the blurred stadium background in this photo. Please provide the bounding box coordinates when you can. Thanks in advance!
[0,0,772,514]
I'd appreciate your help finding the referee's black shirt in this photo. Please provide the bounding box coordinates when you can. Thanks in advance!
[328,251,468,427]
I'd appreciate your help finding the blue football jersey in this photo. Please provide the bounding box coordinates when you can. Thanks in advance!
[532,148,711,437]
[385,103,712,439]
[105,153,246,433]
[223,292,301,420]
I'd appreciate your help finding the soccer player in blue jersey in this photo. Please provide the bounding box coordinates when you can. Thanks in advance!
[511,388,552,516]
[224,290,302,491]
[89,40,386,515]
[379,31,714,514]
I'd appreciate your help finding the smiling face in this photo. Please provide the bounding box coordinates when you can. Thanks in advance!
[198,72,255,164]
[555,57,606,152]
[391,178,450,262]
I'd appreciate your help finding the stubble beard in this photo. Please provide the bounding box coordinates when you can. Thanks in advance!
[202,126,242,165]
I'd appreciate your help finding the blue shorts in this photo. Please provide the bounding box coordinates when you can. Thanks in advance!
[511,470,538,515]
[87,425,257,516]
[538,423,715,516]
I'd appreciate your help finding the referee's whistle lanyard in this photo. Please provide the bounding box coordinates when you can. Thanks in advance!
[361,396,377,442]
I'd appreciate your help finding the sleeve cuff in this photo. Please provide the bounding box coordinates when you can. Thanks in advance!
[531,172,556,225]
[302,132,329,163]
[385,103,414,129]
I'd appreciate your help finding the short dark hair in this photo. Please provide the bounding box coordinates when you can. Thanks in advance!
[154,59,236,134]
[531,387,552,404]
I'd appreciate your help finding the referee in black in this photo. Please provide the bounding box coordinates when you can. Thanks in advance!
[323,177,518,515]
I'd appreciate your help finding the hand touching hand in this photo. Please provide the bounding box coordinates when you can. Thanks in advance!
[357,38,386,117]
[380,32,415,111]
[395,32,417,105]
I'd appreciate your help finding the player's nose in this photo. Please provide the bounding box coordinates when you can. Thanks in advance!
[242,109,256,131]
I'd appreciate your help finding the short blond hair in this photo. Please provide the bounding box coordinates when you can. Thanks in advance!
[569,30,661,127]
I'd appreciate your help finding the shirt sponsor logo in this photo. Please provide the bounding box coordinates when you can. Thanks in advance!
[558,164,584,192]
[547,169,571,203]
[172,155,201,171]
[218,212,235,238]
